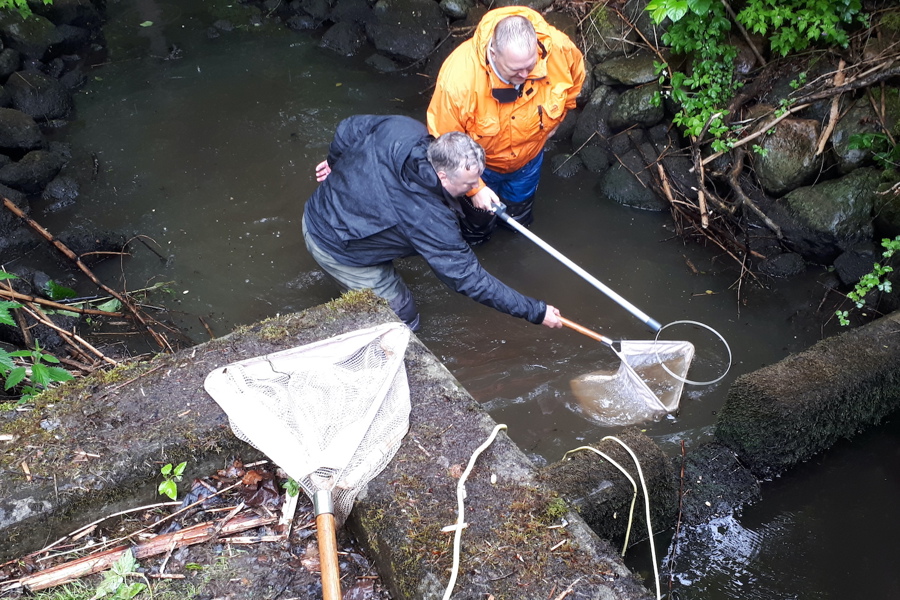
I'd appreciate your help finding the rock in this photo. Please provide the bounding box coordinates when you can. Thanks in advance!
[41,174,79,210]
[874,185,900,239]
[593,51,659,86]
[319,21,367,57]
[0,11,59,60]
[549,153,583,178]
[438,0,474,20]
[769,167,882,263]
[0,47,20,82]
[364,53,400,73]
[753,117,822,196]
[572,85,616,149]
[0,148,64,193]
[5,71,73,120]
[831,98,884,173]
[286,14,318,31]
[0,107,43,151]
[581,5,635,63]
[579,143,611,175]
[758,251,807,278]
[50,23,91,55]
[609,83,664,130]
[364,0,448,63]
[598,156,668,211]
[330,0,373,26]
[30,0,103,29]
[298,0,332,21]
[833,247,878,287]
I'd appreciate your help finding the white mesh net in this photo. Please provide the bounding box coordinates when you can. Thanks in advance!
[570,340,694,427]
[203,322,411,521]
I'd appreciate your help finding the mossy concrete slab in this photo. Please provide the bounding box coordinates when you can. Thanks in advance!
[716,310,900,479]
[1,290,655,599]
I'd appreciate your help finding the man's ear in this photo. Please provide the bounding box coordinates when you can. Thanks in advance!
[436,170,449,185]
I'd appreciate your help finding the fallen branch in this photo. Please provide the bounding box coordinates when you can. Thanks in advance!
[815,59,847,156]
[2,197,170,351]
[7,512,275,593]
[0,287,124,317]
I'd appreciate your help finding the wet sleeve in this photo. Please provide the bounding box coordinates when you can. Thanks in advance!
[565,46,586,110]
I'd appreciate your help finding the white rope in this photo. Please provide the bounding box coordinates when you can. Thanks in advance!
[564,437,661,600]
[602,436,661,600]
[562,446,638,555]
[441,423,507,600]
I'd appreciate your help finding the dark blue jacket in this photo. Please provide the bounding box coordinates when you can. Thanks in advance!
[303,115,546,324]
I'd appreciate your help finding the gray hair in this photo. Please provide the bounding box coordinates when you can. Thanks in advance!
[492,16,537,56]
[427,131,485,175]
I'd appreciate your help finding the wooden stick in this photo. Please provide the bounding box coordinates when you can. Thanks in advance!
[815,59,846,156]
[2,197,169,351]
[317,511,343,600]
[0,287,125,317]
[11,513,275,592]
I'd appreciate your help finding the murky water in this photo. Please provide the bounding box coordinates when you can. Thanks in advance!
[29,1,898,597]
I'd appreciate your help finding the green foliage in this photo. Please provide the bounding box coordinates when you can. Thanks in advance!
[836,236,900,326]
[2,340,74,404]
[848,132,900,171]
[646,0,868,147]
[158,461,187,500]
[737,0,866,56]
[648,0,741,146]
[44,280,77,301]
[282,477,300,497]
[91,550,148,600]
[0,0,53,19]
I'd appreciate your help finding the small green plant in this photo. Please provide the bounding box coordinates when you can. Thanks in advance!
[282,477,300,497]
[836,236,900,325]
[158,461,187,500]
[91,549,148,600]
[848,132,900,171]
[0,0,52,19]
[2,340,74,404]
[737,0,866,57]
[752,144,769,157]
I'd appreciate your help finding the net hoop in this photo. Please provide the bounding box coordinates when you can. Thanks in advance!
[654,320,731,386]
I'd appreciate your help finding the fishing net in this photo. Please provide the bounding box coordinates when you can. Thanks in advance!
[203,322,411,522]
[570,339,695,427]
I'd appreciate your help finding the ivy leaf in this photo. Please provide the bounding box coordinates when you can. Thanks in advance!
[158,479,177,500]
[0,272,17,281]
[95,298,122,313]
[687,0,712,17]
[139,20,153,27]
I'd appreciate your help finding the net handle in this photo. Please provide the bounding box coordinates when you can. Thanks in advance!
[654,320,732,386]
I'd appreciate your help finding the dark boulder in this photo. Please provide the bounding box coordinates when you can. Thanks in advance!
[5,70,73,120]
[0,107,43,152]
[320,21,367,56]
[0,148,65,193]
[364,0,448,63]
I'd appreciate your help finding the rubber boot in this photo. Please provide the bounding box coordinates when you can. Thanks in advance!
[458,196,497,246]
[500,194,535,229]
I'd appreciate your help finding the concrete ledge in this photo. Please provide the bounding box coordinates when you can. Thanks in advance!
[1,291,655,599]
[715,310,900,479]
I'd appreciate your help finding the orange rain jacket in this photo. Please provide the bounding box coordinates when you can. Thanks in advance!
[427,6,585,179]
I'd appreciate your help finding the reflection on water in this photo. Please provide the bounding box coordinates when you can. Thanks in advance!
[39,1,899,598]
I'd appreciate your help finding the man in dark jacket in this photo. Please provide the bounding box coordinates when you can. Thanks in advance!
[302,114,562,331]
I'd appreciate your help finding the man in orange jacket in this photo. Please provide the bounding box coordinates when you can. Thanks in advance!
[427,6,585,244]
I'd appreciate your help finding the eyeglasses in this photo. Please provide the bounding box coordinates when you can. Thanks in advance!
[491,87,521,104]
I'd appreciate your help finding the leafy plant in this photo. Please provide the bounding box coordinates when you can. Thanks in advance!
[158,461,187,500]
[2,340,74,404]
[0,0,52,19]
[737,0,866,57]
[282,477,300,497]
[848,132,900,171]
[91,549,147,600]
[836,236,900,325]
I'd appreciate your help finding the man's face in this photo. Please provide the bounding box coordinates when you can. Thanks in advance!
[490,44,537,86]
[439,166,482,198]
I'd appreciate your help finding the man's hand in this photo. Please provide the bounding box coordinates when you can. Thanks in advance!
[470,186,499,211]
[315,160,331,182]
[541,305,562,328]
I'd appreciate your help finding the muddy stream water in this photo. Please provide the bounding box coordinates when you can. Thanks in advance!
[20,1,900,598]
